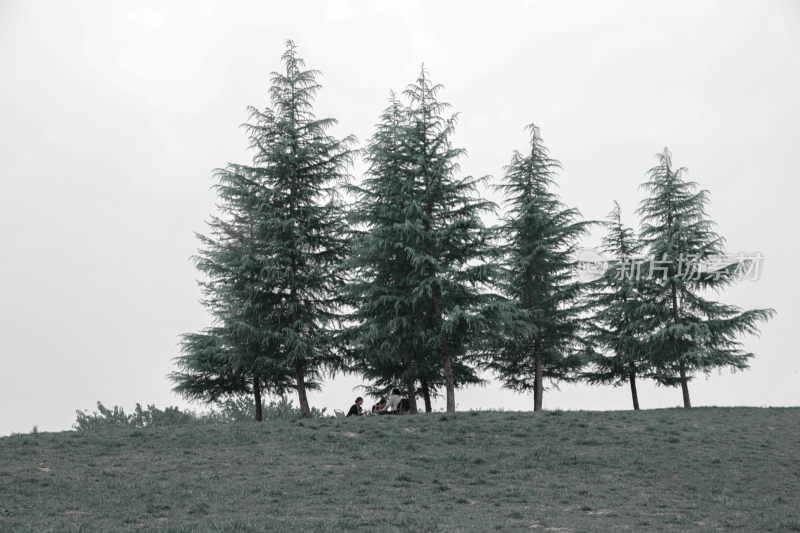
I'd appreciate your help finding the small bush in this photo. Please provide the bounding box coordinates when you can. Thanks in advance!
[74,403,134,431]
[205,396,326,422]
[204,397,259,423]
[74,402,198,431]
[131,404,197,428]
[73,397,327,431]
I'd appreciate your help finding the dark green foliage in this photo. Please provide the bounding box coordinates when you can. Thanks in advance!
[345,70,496,412]
[344,93,425,403]
[171,330,254,403]
[634,148,775,407]
[488,124,593,410]
[172,40,355,417]
[582,202,651,408]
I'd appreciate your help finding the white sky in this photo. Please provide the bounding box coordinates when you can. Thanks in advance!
[1,0,798,436]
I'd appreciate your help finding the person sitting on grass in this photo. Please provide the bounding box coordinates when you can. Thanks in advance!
[372,398,387,414]
[346,397,366,417]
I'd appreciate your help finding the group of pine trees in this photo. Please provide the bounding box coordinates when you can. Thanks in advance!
[171,41,773,419]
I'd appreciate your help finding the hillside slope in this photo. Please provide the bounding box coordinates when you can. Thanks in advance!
[1,408,798,532]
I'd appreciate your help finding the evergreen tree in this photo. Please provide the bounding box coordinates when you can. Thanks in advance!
[346,70,496,413]
[635,148,774,407]
[345,93,427,410]
[403,69,497,413]
[173,40,354,418]
[489,124,592,411]
[582,202,650,409]
[171,154,297,421]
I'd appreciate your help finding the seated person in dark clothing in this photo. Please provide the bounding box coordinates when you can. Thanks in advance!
[372,398,387,414]
[397,398,411,413]
[346,397,366,417]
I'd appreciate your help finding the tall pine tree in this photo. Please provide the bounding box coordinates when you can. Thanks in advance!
[489,124,592,411]
[346,70,496,413]
[635,148,774,407]
[345,93,427,410]
[582,202,651,409]
[401,68,497,413]
[171,155,296,421]
[173,40,354,418]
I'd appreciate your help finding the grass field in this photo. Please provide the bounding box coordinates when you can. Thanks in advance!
[1,407,798,532]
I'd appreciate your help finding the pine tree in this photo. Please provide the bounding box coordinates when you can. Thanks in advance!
[246,40,354,417]
[346,69,496,413]
[345,93,427,410]
[582,202,650,409]
[405,69,498,412]
[171,154,297,421]
[489,124,592,411]
[173,40,354,418]
[635,148,774,407]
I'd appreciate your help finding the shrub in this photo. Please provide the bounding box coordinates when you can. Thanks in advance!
[73,397,327,431]
[74,403,134,431]
[207,396,327,421]
[73,402,198,431]
[129,404,197,428]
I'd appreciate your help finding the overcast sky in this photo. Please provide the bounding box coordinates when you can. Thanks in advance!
[1,1,798,436]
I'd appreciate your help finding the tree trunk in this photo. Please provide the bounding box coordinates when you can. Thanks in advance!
[406,381,418,414]
[421,380,432,413]
[679,360,691,408]
[628,362,640,410]
[441,352,455,413]
[433,298,456,413]
[295,360,312,417]
[671,284,690,408]
[253,376,263,422]
[533,339,543,411]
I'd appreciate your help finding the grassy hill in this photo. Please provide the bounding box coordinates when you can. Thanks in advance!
[1,407,798,532]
